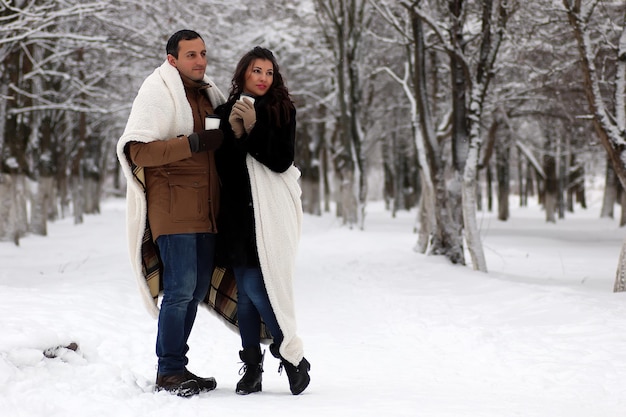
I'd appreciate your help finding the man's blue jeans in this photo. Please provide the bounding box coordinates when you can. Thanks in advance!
[155,233,215,376]
[233,266,283,348]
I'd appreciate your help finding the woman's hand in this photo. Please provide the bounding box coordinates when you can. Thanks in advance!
[228,106,245,138]
[232,98,257,134]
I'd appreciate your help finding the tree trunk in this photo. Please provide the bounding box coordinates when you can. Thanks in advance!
[336,164,357,228]
[0,174,20,245]
[557,134,566,219]
[601,159,617,218]
[563,2,626,291]
[335,44,357,227]
[544,151,558,223]
[411,7,464,264]
[619,191,626,227]
[456,0,500,272]
[572,159,587,210]
[476,171,483,212]
[71,175,84,225]
[415,175,436,254]
[30,176,55,236]
[518,147,526,207]
[526,159,535,199]
[296,121,322,215]
[486,163,493,211]
[449,0,469,174]
[84,176,101,215]
[496,136,510,221]
[382,134,395,213]
[315,0,365,228]
[322,138,331,213]
[463,146,487,272]
[614,238,626,292]
[448,0,469,264]
[566,153,579,212]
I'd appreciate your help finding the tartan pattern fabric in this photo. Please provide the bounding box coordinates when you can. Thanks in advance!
[206,266,237,325]
[130,156,269,340]
[141,224,162,302]
[131,162,162,303]
[206,266,271,340]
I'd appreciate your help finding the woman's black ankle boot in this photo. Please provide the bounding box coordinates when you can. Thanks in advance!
[236,347,264,395]
[270,343,311,395]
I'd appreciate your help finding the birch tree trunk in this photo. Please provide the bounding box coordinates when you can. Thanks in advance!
[600,160,617,218]
[462,142,487,271]
[459,0,507,272]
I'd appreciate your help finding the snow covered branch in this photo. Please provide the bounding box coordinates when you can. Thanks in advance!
[615,11,626,134]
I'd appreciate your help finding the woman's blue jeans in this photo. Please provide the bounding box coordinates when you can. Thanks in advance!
[155,233,215,376]
[233,266,283,348]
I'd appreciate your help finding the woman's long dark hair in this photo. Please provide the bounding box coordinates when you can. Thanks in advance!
[228,46,293,127]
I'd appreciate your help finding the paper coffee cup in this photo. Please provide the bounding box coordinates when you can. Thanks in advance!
[205,115,220,130]
[238,95,255,104]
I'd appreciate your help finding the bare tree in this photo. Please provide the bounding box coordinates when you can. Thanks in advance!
[561,0,626,290]
[312,0,374,229]
[370,0,513,270]
[0,0,204,241]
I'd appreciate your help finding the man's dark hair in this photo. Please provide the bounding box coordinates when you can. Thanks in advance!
[166,30,203,58]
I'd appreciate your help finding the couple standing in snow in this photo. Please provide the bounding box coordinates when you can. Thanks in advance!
[116,29,310,398]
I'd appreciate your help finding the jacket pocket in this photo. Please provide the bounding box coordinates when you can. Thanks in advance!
[167,173,209,222]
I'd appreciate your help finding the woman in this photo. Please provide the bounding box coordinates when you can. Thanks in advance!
[214,47,310,396]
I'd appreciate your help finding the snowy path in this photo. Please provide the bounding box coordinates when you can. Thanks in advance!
[1,198,625,416]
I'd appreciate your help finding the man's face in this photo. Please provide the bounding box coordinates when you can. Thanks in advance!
[167,38,207,82]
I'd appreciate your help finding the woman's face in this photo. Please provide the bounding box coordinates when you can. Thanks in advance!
[243,58,274,97]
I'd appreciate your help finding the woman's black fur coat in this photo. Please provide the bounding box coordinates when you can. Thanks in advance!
[214,96,296,268]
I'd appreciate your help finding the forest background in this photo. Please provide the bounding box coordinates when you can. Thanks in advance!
[1,0,626,283]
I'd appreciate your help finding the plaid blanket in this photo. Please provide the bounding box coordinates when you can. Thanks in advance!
[129,157,271,338]
[133,159,272,341]
[205,266,271,339]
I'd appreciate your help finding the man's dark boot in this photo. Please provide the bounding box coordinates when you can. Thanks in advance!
[236,346,264,395]
[184,368,217,392]
[270,343,311,395]
[155,373,200,397]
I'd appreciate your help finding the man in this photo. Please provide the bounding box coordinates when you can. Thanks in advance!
[116,29,225,397]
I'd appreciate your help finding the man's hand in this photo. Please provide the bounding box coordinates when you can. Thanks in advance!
[188,130,224,152]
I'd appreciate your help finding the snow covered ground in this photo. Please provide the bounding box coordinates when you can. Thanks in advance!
[1,196,625,417]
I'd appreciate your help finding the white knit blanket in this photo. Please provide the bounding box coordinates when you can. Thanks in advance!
[116,60,225,318]
[246,154,305,366]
